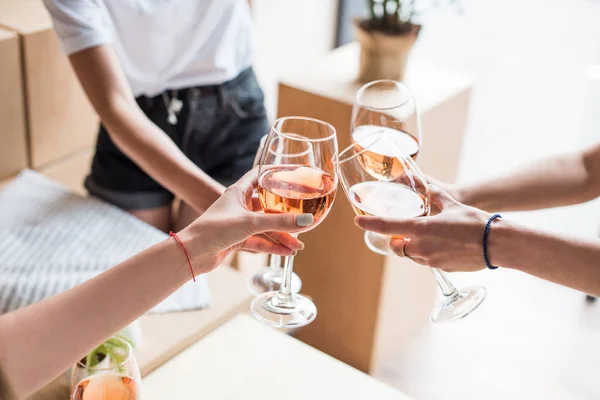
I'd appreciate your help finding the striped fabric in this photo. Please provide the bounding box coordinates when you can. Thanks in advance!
[0,170,210,314]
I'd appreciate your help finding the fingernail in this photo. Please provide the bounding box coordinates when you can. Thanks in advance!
[299,242,305,250]
[296,214,314,226]
[292,250,298,256]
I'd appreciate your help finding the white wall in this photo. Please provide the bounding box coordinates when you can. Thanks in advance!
[251,0,339,118]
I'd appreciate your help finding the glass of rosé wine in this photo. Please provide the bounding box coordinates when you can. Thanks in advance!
[71,336,141,400]
[250,117,338,329]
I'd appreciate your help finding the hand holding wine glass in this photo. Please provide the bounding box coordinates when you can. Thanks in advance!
[251,116,338,329]
[356,186,495,273]
[338,131,487,324]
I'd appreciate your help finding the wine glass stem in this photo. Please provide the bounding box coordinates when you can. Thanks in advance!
[269,254,282,272]
[279,234,299,297]
[431,268,459,298]
[280,255,295,297]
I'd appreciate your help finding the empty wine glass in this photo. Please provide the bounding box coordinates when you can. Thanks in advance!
[248,134,302,296]
[71,336,141,399]
[351,79,421,256]
[338,131,487,324]
[251,117,338,328]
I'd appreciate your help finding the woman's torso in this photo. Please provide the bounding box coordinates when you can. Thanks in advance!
[47,0,254,97]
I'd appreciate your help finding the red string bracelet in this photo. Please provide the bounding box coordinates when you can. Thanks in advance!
[169,231,196,282]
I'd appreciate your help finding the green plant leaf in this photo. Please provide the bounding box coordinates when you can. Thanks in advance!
[83,337,131,369]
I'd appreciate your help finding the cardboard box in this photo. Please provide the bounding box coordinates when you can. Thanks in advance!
[37,150,93,196]
[0,0,98,169]
[0,176,15,191]
[0,28,28,180]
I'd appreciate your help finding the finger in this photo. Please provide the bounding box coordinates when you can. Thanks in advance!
[407,257,429,266]
[231,167,261,198]
[354,216,420,236]
[253,213,314,234]
[389,238,426,267]
[428,184,457,211]
[390,238,412,257]
[388,239,432,266]
[262,231,305,251]
[250,195,262,212]
[240,236,296,256]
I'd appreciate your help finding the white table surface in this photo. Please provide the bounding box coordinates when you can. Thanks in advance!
[143,314,413,400]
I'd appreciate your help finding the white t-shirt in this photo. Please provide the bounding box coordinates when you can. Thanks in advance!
[44,0,254,97]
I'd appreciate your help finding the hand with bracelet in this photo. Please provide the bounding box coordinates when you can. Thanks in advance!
[0,168,311,400]
[355,142,600,298]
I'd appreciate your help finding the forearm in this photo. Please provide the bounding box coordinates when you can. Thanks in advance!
[103,98,225,211]
[459,147,600,211]
[69,46,225,213]
[490,219,600,296]
[0,230,207,399]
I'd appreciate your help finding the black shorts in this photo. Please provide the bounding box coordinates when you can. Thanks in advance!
[84,68,269,210]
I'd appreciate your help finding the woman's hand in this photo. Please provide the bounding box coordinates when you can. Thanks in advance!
[424,176,463,214]
[355,186,494,272]
[179,168,312,273]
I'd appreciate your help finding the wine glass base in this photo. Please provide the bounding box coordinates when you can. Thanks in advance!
[251,291,317,329]
[364,231,394,256]
[430,285,487,325]
[248,267,302,296]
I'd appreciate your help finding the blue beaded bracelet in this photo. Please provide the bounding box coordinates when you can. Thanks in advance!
[483,214,502,270]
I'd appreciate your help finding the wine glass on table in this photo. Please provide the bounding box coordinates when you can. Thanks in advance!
[248,134,304,296]
[251,116,338,328]
[71,336,141,400]
[351,79,421,255]
[338,131,487,324]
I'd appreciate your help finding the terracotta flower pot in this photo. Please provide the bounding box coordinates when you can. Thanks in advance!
[354,19,421,82]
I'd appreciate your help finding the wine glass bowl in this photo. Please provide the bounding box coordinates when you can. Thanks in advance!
[352,80,421,161]
[340,131,429,254]
[251,116,338,328]
[256,118,338,233]
[71,336,141,400]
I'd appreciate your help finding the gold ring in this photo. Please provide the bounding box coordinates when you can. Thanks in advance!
[398,239,411,259]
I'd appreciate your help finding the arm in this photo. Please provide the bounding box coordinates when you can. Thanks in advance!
[69,45,224,212]
[0,170,309,399]
[355,187,600,297]
[0,236,201,400]
[489,219,600,295]
[435,143,600,211]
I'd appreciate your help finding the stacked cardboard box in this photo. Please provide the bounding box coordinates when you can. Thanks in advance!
[0,0,98,194]
[0,27,28,182]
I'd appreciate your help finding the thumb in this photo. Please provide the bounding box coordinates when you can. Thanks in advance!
[428,184,457,211]
[230,166,260,196]
[252,212,314,234]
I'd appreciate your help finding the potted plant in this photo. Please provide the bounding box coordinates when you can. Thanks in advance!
[354,0,459,82]
[81,337,132,370]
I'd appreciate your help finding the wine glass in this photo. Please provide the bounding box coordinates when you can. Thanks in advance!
[248,134,303,296]
[71,336,141,399]
[338,131,487,324]
[251,116,338,328]
[351,79,421,255]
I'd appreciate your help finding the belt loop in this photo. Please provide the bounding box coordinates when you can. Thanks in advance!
[218,85,229,110]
